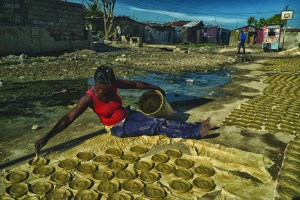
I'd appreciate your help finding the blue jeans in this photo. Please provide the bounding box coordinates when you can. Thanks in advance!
[111,110,201,139]
[238,39,245,54]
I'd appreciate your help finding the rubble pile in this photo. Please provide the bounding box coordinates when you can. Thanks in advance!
[0,46,237,82]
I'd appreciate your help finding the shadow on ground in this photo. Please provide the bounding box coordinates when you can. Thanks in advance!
[0,129,106,170]
[93,43,128,53]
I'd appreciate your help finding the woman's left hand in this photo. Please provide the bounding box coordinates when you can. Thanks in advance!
[157,87,166,96]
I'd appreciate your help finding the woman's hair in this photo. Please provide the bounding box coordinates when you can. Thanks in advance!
[94,66,115,86]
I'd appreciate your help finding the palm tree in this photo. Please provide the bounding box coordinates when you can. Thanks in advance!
[247,16,257,25]
[85,2,103,18]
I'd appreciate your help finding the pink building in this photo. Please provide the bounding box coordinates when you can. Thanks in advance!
[230,25,263,45]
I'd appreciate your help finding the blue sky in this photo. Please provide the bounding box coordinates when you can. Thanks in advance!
[113,0,300,30]
[72,0,300,30]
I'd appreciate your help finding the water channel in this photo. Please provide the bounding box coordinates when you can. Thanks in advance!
[0,69,232,166]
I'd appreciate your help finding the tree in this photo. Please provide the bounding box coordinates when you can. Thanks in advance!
[247,16,257,25]
[267,14,285,26]
[247,14,285,27]
[87,0,116,40]
[257,18,267,27]
[85,2,103,18]
[248,14,285,28]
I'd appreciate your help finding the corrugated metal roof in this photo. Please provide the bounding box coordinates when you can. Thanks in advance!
[166,21,191,27]
[183,21,201,27]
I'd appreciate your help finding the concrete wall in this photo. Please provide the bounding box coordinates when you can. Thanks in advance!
[0,0,90,55]
[113,17,145,39]
[144,26,174,44]
[206,27,218,44]
[280,31,300,49]
[229,31,239,46]
[181,27,202,44]
[86,16,145,41]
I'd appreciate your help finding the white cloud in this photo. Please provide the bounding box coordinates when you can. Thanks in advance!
[129,6,243,24]
[130,6,186,18]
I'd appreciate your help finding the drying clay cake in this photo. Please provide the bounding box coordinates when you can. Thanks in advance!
[29,182,53,195]
[98,180,120,194]
[151,154,170,163]
[143,185,166,199]
[122,179,145,194]
[193,177,216,192]
[193,164,215,177]
[115,169,136,180]
[58,159,79,170]
[5,170,28,184]
[174,158,194,169]
[105,148,123,158]
[130,146,148,155]
[107,192,132,200]
[69,177,93,190]
[173,168,193,180]
[76,152,95,161]
[6,183,29,198]
[155,163,174,175]
[50,171,72,185]
[121,153,140,163]
[170,179,192,194]
[165,149,182,158]
[76,163,97,174]
[32,165,55,177]
[139,171,160,183]
[47,189,72,200]
[134,161,154,171]
[93,155,112,165]
[93,169,114,181]
[28,156,48,167]
[74,190,99,200]
[108,160,128,171]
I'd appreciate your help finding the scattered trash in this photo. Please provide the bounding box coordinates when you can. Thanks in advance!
[208,91,215,95]
[67,104,77,109]
[186,79,194,84]
[32,125,41,130]
[115,58,127,62]
[52,89,68,94]
[7,55,17,59]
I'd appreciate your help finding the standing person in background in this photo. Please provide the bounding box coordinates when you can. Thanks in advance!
[237,29,246,54]
[203,31,208,43]
[116,25,121,43]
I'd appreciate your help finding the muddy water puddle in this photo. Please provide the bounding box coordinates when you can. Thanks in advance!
[0,69,231,165]
[90,69,232,105]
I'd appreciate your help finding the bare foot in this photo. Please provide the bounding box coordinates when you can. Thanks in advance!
[200,117,211,138]
[202,117,211,126]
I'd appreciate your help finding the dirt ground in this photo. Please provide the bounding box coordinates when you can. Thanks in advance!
[0,44,239,82]
[0,44,299,199]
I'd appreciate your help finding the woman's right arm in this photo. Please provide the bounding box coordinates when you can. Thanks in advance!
[35,94,92,154]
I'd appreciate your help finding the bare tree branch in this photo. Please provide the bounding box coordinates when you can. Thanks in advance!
[87,0,116,40]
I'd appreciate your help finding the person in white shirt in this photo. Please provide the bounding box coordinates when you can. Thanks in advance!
[116,25,121,43]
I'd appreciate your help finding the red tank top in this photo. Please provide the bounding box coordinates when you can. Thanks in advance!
[86,85,126,126]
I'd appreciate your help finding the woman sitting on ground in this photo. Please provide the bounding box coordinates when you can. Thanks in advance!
[35,66,211,153]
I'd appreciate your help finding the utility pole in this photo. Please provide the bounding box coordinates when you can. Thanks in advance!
[214,16,217,26]
[281,4,290,50]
